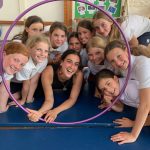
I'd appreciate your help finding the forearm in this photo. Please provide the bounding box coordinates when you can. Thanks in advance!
[0,82,10,111]
[21,80,30,102]
[38,98,53,115]
[131,103,149,138]
[53,97,76,114]
[129,35,139,48]
[111,101,124,112]
[131,88,150,139]
[26,76,39,100]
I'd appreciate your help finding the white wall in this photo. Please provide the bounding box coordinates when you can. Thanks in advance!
[0,0,64,40]
[127,0,150,17]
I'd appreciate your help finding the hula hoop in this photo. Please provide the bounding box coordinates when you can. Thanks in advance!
[0,0,131,125]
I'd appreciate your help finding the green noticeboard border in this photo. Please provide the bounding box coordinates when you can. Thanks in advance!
[75,0,121,19]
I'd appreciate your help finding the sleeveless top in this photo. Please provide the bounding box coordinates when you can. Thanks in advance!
[52,64,73,91]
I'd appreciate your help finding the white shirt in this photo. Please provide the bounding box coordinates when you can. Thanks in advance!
[121,15,150,41]
[122,55,150,89]
[80,48,88,67]
[50,42,68,60]
[0,73,13,82]
[88,60,114,75]
[15,57,48,81]
[119,78,139,108]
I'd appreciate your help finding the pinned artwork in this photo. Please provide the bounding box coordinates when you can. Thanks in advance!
[75,0,121,19]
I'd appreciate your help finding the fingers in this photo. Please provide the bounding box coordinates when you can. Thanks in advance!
[111,132,126,144]
[44,111,57,123]
[8,101,17,106]
[27,108,42,122]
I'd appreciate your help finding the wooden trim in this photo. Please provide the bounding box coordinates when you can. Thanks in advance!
[64,0,72,30]
[0,20,53,26]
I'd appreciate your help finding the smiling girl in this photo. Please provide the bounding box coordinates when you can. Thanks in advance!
[10,34,50,105]
[0,42,29,112]
[104,40,150,144]
[27,49,83,123]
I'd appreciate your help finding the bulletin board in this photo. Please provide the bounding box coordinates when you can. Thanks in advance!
[75,0,122,19]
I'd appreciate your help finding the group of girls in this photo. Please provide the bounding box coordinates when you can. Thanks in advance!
[0,10,150,145]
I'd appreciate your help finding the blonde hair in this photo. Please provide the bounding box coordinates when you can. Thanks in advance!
[105,40,150,58]
[86,36,108,53]
[26,34,51,50]
[93,11,121,42]
[4,42,29,57]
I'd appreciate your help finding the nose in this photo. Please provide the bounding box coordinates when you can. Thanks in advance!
[80,33,85,39]
[72,44,76,50]
[97,27,105,36]
[115,59,123,67]
[91,55,96,61]
[14,63,21,71]
[104,86,114,95]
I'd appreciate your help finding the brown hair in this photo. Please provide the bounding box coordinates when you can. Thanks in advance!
[12,15,44,44]
[4,42,29,57]
[104,40,126,58]
[77,19,94,33]
[49,21,67,36]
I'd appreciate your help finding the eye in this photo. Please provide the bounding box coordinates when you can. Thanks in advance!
[20,63,25,67]
[36,48,42,51]
[117,55,121,59]
[39,29,43,32]
[75,63,79,67]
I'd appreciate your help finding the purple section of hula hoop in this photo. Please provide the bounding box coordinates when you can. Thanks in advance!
[1,0,131,125]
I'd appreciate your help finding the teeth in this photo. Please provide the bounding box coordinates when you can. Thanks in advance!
[67,68,73,73]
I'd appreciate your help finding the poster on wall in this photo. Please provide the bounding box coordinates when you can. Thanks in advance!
[75,0,121,19]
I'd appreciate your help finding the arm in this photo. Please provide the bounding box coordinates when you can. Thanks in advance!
[129,35,139,48]
[99,95,124,112]
[0,81,10,112]
[44,70,83,123]
[111,88,150,144]
[19,80,30,105]
[26,73,41,103]
[27,66,54,122]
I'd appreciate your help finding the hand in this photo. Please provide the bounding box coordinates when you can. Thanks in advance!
[98,102,109,109]
[103,95,113,104]
[27,108,43,122]
[113,117,134,128]
[53,52,61,64]
[8,99,25,107]
[111,132,137,145]
[26,98,34,103]
[44,109,58,123]
[0,105,9,113]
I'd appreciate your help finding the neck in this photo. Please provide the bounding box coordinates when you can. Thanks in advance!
[57,68,68,82]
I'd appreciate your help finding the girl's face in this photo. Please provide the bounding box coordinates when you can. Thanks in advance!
[50,29,66,48]
[68,37,82,53]
[60,54,80,79]
[106,47,129,70]
[77,27,93,45]
[98,76,120,97]
[93,18,112,37]
[26,22,44,37]
[3,53,28,75]
[30,42,49,64]
[88,47,104,65]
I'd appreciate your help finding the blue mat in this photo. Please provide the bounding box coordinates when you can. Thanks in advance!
[0,127,149,150]
[0,84,136,127]
[0,84,149,149]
